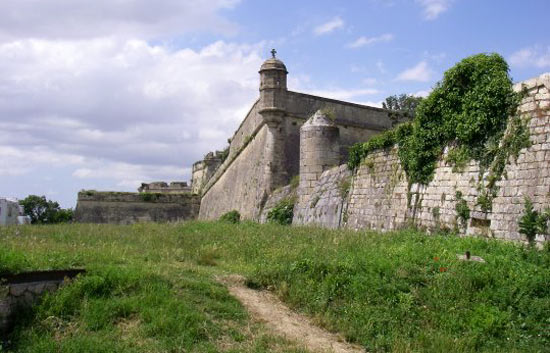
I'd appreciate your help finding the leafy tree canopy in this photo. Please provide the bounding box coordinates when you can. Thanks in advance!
[19,195,73,224]
[382,93,424,123]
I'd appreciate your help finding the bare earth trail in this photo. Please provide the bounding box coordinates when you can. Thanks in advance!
[219,275,366,353]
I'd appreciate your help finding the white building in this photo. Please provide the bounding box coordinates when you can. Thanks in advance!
[0,198,30,226]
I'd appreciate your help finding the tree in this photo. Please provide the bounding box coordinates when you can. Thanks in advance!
[382,94,424,125]
[19,195,73,224]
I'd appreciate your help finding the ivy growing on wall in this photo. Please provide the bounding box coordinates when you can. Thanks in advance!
[348,53,522,189]
[454,191,470,228]
[347,122,412,171]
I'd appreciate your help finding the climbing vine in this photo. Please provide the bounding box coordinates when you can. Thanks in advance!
[347,122,412,170]
[348,53,524,202]
[475,114,531,211]
[454,191,470,228]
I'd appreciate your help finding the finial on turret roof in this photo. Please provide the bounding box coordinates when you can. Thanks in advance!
[271,48,277,58]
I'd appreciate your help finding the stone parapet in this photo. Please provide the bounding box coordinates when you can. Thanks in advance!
[138,181,191,194]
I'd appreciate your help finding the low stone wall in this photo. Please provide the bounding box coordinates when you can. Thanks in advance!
[298,74,550,243]
[74,191,200,224]
[1,270,84,335]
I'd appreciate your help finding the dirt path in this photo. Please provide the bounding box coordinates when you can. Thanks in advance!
[219,275,365,353]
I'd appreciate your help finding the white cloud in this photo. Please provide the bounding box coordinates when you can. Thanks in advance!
[413,90,431,98]
[0,38,264,191]
[363,78,378,86]
[423,50,447,63]
[416,0,453,20]
[0,0,240,42]
[396,61,434,82]
[509,45,550,68]
[376,60,387,74]
[347,33,394,48]
[73,162,190,189]
[0,145,86,177]
[313,17,344,36]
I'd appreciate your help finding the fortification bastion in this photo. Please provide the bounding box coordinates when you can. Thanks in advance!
[197,51,398,220]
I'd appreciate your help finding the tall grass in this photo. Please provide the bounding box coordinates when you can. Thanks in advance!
[0,224,307,353]
[1,222,549,352]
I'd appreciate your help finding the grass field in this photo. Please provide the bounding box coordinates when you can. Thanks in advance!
[1,222,549,352]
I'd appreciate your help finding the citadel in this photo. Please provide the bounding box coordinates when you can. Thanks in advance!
[75,52,550,244]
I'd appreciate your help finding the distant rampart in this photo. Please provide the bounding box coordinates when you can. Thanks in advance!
[74,191,200,224]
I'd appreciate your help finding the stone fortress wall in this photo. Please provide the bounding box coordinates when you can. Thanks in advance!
[197,53,397,220]
[288,73,550,243]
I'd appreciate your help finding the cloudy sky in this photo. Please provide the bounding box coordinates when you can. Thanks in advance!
[0,0,548,207]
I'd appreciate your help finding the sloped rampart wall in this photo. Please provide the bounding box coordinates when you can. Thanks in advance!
[296,74,550,243]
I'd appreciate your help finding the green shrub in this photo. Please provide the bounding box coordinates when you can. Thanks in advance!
[267,198,295,225]
[219,210,241,224]
[455,191,470,228]
[518,197,550,244]
[476,190,493,213]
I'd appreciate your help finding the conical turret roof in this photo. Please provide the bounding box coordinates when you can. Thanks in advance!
[302,110,336,128]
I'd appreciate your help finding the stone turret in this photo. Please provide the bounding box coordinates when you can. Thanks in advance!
[298,110,340,205]
[259,48,287,119]
[259,50,289,190]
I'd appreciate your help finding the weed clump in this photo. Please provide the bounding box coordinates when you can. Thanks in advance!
[289,175,300,190]
[455,191,470,228]
[219,210,241,224]
[518,197,550,244]
[267,198,295,225]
